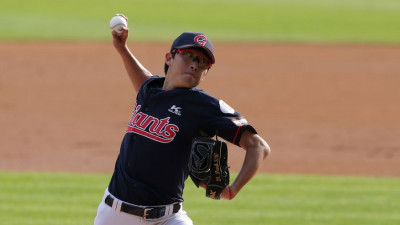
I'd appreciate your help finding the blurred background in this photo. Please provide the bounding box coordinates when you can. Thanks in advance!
[1,0,399,174]
[0,1,399,224]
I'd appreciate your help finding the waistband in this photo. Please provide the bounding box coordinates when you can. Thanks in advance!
[104,194,181,220]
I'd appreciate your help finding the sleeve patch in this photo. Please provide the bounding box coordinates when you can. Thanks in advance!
[219,100,235,114]
[232,118,248,126]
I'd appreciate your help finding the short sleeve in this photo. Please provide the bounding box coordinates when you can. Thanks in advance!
[199,99,257,146]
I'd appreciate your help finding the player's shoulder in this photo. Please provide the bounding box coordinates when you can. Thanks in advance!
[138,75,164,92]
[145,75,164,86]
[188,88,219,103]
[188,89,237,115]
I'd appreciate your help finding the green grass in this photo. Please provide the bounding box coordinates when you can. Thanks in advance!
[1,171,399,225]
[0,172,106,225]
[0,0,399,43]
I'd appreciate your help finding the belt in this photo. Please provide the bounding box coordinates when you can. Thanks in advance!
[104,195,181,220]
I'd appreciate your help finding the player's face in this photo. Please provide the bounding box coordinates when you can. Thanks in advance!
[176,49,212,70]
[164,48,211,90]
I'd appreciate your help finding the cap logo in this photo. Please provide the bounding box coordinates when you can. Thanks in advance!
[194,35,207,46]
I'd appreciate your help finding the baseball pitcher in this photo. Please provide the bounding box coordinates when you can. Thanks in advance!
[94,14,271,225]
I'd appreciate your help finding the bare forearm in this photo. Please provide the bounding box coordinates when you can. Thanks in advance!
[230,142,269,197]
[116,46,152,91]
[219,131,270,200]
[111,21,152,91]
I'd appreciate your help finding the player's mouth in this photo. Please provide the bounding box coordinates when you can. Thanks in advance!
[183,72,196,78]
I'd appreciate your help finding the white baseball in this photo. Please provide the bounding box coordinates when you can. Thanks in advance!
[109,14,128,34]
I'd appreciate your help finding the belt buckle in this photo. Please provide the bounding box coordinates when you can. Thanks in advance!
[143,207,153,220]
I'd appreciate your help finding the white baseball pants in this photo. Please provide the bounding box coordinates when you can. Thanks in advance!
[94,188,193,225]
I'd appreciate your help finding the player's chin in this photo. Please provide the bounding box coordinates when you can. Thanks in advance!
[182,72,197,80]
[179,77,199,88]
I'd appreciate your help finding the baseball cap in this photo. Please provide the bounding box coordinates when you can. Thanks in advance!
[170,32,215,64]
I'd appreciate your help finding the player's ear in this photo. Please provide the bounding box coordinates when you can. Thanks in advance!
[165,52,173,66]
[201,70,208,81]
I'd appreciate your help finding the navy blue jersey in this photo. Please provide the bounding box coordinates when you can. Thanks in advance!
[108,76,256,205]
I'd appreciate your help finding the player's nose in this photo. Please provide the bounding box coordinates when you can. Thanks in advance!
[189,61,199,71]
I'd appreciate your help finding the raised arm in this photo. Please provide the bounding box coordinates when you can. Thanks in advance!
[111,17,152,91]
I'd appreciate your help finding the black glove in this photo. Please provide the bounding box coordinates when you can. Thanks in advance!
[188,137,230,199]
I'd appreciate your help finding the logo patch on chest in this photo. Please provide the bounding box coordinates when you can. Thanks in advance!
[168,105,182,116]
[126,104,180,143]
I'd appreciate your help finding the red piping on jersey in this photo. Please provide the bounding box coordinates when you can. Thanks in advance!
[232,126,242,145]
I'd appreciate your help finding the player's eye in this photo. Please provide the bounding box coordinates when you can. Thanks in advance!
[181,52,192,59]
[199,58,207,65]
[187,53,195,59]
[177,49,211,69]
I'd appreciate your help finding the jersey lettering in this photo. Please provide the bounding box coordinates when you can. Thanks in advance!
[126,105,180,143]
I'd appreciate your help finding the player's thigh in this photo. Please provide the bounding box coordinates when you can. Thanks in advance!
[161,210,193,225]
[94,201,114,225]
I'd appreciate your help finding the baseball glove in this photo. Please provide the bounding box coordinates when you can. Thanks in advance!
[188,137,230,199]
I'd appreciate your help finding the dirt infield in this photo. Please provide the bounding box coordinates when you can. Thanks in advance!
[1,42,399,177]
